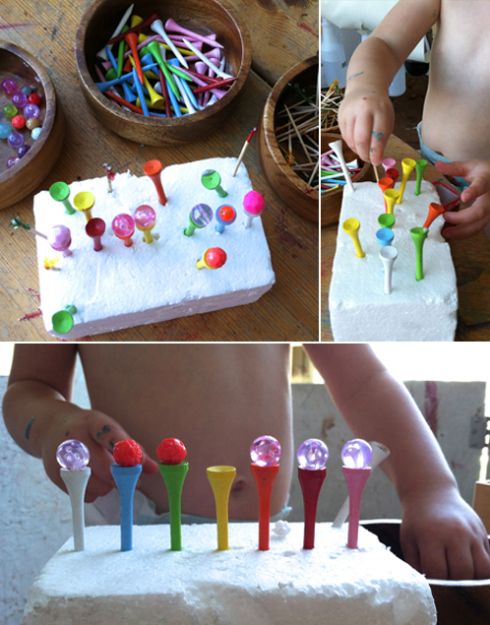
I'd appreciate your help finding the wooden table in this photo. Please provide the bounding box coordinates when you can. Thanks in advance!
[321,135,490,341]
[0,0,318,341]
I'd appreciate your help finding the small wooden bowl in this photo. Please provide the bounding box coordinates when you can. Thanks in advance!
[362,520,490,625]
[75,0,251,146]
[259,56,318,223]
[0,42,64,210]
[321,131,370,227]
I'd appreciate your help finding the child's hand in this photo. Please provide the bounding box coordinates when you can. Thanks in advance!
[40,408,159,502]
[400,486,490,579]
[435,160,490,239]
[338,88,394,166]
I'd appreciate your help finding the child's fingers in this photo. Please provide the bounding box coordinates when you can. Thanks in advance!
[400,535,421,573]
[84,474,114,503]
[84,441,116,486]
[353,112,374,163]
[435,160,469,178]
[446,541,474,580]
[443,199,490,224]
[87,412,159,474]
[368,124,389,167]
[473,541,490,579]
[461,177,490,203]
[418,540,448,580]
[442,215,490,240]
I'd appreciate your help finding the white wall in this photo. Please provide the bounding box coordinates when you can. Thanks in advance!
[0,372,486,625]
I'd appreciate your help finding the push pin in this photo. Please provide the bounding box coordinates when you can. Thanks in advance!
[341,439,372,549]
[207,465,237,551]
[215,205,237,234]
[297,438,328,549]
[73,192,96,222]
[134,205,157,243]
[157,438,189,551]
[250,435,281,551]
[111,439,143,551]
[56,439,91,551]
[112,214,136,247]
[49,182,76,215]
[184,204,213,236]
[85,218,106,252]
[196,247,227,270]
[144,159,167,205]
[201,169,228,198]
[243,190,265,228]
[103,163,116,193]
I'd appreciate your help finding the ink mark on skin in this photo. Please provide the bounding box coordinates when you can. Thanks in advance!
[347,71,365,82]
[109,439,116,450]
[96,424,112,438]
[370,148,375,153]
[24,418,35,440]
[371,130,384,141]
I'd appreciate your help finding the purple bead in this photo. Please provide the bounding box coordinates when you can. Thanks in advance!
[1,78,19,96]
[7,131,24,148]
[56,439,90,470]
[250,435,281,467]
[341,439,372,469]
[297,438,329,470]
[23,103,40,119]
[17,144,30,158]
[6,157,19,168]
[12,92,28,108]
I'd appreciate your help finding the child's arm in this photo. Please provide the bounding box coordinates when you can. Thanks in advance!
[339,0,440,165]
[435,160,490,239]
[304,343,490,580]
[2,345,158,502]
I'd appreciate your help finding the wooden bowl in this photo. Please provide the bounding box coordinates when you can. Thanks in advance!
[321,131,370,227]
[75,0,252,146]
[259,56,318,223]
[362,520,490,625]
[0,42,64,210]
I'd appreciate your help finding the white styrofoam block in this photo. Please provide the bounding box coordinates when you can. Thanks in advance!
[329,180,458,341]
[23,523,436,625]
[33,158,275,339]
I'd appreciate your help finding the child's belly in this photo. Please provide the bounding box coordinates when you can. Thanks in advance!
[79,344,293,519]
[422,2,490,160]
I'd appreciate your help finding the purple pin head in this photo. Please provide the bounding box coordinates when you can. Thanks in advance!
[56,439,90,470]
[341,439,372,469]
[250,435,281,467]
[297,438,329,470]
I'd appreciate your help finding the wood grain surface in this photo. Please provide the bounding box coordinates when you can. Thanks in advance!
[0,0,319,342]
[321,134,490,341]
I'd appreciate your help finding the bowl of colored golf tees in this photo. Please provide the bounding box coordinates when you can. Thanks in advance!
[0,42,64,209]
[76,0,252,145]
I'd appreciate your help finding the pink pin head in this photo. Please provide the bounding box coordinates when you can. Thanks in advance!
[134,204,157,230]
[48,225,72,253]
[56,439,90,470]
[341,439,372,469]
[297,439,329,470]
[112,214,135,246]
[243,190,265,217]
[250,435,281,467]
